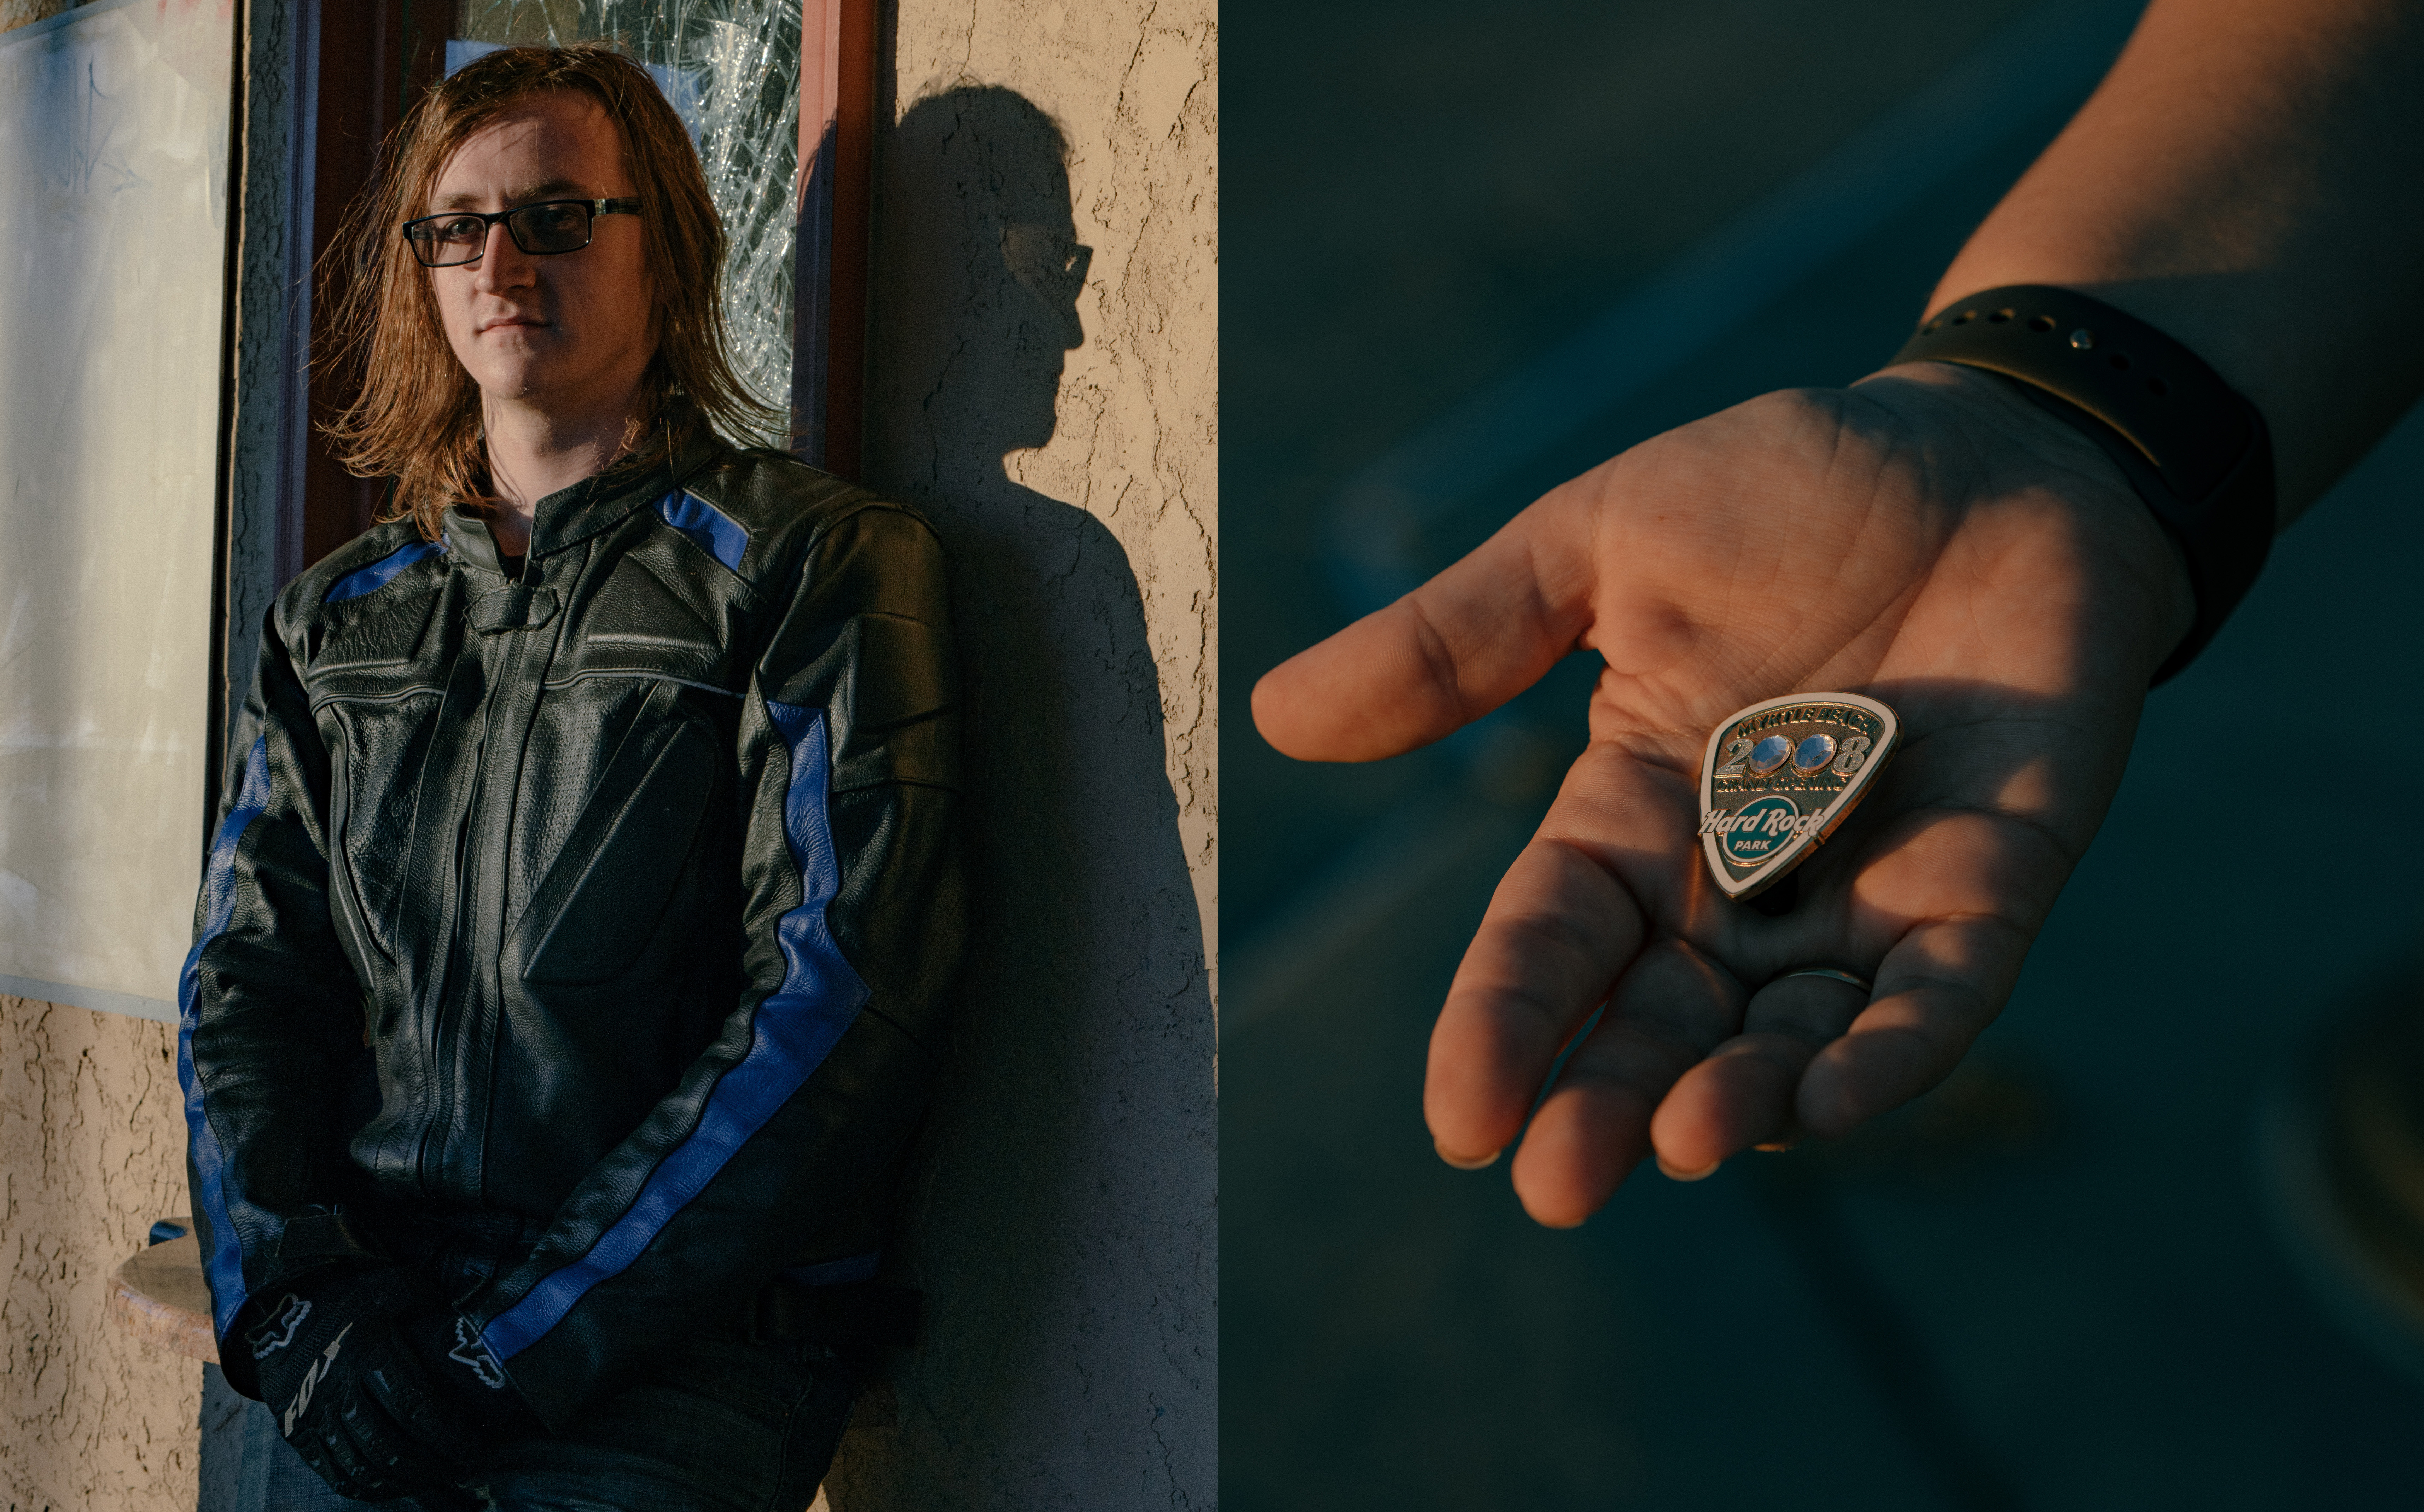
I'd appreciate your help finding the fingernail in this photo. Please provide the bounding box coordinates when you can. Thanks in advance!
[1435,1141,1502,1170]
[1656,1156,1721,1182]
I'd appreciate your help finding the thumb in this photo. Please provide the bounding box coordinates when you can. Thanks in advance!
[1252,483,1597,763]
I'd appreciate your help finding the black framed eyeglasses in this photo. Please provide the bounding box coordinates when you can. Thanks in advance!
[401,198,643,268]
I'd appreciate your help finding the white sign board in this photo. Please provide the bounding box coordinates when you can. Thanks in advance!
[0,0,234,1022]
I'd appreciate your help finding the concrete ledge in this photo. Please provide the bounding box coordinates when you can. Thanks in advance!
[0,973,176,1024]
[108,1229,219,1363]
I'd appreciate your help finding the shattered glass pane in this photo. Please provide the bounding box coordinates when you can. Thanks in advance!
[451,1,799,444]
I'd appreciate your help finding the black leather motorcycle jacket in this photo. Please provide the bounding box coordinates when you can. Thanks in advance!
[178,435,963,1426]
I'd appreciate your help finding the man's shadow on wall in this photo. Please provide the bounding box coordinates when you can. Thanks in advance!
[825,83,1213,1504]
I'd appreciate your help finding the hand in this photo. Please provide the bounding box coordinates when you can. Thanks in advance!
[247,1266,529,1503]
[1252,362,2195,1226]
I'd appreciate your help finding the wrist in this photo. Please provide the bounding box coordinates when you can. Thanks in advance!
[1858,359,2198,685]
[1885,286,2276,682]
[224,1260,405,1400]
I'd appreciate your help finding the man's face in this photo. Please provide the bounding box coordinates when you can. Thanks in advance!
[426,91,656,415]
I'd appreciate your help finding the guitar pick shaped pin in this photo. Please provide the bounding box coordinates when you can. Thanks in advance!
[1698,692,1899,901]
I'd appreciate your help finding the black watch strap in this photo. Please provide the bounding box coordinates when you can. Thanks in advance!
[1889,284,2275,684]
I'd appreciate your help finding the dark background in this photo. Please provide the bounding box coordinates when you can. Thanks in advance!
[1221,1,2424,1506]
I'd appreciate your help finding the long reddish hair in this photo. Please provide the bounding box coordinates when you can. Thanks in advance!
[322,45,777,540]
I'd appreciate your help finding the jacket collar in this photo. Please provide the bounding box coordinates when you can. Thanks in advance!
[441,510,505,572]
[445,431,730,565]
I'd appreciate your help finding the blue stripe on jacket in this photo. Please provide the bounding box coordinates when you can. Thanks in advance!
[655,489,749,572]
[177,737,274,1336]
[324,539,443,603]
[481,699,869,1361]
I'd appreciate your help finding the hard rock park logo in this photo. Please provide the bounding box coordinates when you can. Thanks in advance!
[1696,692,1901,902]
[1701,794,1823,864]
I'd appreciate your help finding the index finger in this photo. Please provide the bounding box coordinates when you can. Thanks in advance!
[1251,481,1597,763]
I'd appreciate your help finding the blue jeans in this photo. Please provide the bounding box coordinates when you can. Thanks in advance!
[233,1208,859,1511]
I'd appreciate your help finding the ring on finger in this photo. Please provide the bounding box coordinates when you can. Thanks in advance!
[1754,1115,1808,1154]
[1772,964,1872,995]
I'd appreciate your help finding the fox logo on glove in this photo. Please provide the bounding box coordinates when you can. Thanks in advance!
[279,1323,353,1437]
[245,1294,312,1360]
[449,1317,508,1389]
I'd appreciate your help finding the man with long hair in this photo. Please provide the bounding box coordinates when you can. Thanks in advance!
[180,46,963,1507]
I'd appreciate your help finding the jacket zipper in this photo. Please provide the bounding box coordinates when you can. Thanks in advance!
[418,645,500,1197]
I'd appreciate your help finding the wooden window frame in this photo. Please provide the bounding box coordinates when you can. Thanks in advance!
[792,0,878,479]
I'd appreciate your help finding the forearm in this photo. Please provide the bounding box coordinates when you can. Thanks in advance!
[1932,0,2424,522]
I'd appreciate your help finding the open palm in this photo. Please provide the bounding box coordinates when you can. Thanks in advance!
[1253,362,2195,1226]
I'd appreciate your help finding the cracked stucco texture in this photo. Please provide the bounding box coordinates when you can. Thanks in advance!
[0,1,91,38]
[1,994,198,1511]
[822,0,1216,1508]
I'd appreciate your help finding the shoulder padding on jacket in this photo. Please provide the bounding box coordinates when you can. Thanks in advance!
[672,448,943,599]
[272,520,447,645]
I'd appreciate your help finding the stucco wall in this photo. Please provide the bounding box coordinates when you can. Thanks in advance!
[0,993,198,1511]
[0,1,87,39]
[820,0,1217,1507]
